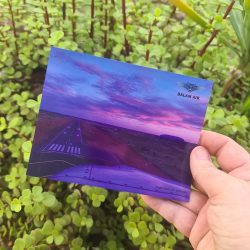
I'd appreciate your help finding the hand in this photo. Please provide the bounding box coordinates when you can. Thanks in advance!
[142,130,250,250]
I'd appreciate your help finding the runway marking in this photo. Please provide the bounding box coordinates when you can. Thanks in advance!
[41,120,84,155]
[40,121,74,151]
[29,159,74,166]
[40,151,86,159]
[74,147,78,154]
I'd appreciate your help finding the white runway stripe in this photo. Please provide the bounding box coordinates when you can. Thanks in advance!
[71,147,74,154]
[78,148,80,154]
[53,144,59,151]
[49,144,55,150]
[67,146,71,153]
[74,147,78,154]
[61,145,65,152]
[57,145,62,151]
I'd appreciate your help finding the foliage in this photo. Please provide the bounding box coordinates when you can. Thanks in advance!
[0,0,249,249]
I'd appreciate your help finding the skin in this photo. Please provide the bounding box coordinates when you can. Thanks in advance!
[142,130,250,250]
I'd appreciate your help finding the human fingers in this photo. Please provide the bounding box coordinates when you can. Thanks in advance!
[199,130,250,173]
[189,202,210,249]
[229,165,250,182]
[141,195,197,237]
[179,189,207,214]
[190,146,237,197]
[142,189,207,215]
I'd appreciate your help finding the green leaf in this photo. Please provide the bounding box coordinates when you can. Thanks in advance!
[106,240,117,250]
[42,192,56,207]
[85,217,93,228]
[117,205,123,213]
[242,93,250,114]
[26,99,37,108]
[22,141,32,153]
[154,7,162,17]
[11,198,22,212]
[48,31,64,45]
[46,235,54,244]
[71,237,83,247]
[9,117,23,128]
[146,232,157,244]
[0,117,6,131]
[168,0,208,28]
[138,221,149,236]
[229,9,246,50]
[166,235,177,247]
[13,239,25,250]
[92,199,101,207]
[125,221,136,234]
[213,109,225,119]
[29,177,40,185]
[54,235,64,245]
[32,185,43,195]
[132,228,139,238]
[42,220,54,235]
[245,0,250,10]
[155,222,164,233]
[129,211,140,222]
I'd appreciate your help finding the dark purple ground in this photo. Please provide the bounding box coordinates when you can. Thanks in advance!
[28,110,195,201]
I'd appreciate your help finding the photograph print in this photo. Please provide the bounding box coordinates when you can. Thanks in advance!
[27,47,213,202]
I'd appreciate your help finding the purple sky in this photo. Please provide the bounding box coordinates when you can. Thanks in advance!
[40,47,213,144]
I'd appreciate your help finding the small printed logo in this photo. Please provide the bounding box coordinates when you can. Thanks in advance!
[177,82,201,100]
[182,83,199,93]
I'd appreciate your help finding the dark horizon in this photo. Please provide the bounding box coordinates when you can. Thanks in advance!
[39,108,188,143]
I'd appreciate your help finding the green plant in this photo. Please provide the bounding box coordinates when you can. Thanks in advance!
[0,0,249,249]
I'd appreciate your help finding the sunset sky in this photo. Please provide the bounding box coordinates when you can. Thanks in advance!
[40,47,213,144]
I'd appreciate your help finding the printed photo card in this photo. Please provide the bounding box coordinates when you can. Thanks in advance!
[27,47,213,202]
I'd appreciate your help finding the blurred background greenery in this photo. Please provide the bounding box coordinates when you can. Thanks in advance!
[0,0,249,249]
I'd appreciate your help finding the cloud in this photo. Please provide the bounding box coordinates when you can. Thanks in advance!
[41,49,210,143]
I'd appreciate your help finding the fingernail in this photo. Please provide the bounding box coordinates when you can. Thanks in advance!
[195,147,211,160]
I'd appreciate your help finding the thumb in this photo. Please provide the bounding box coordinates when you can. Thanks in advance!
[190,146,235,197]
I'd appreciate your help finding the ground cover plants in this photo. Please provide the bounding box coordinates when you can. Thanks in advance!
[0,0,249,249]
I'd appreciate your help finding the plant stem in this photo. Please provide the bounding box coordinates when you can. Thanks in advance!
[109,0,116,31]
[122,0,130,56]
[43,0,51,35]
[103,0,108,49]
[167,6,176,25]
[62,2,66,20]
[198,0,235,57]
[207,4,221,26]
[7,0,19,57]
[222,69,242,96]
[145,19,157,61]
[10,128,30,140]
[191,0,235,68]
[72,0,76,41]
[90,0,95,39]
[104,0,116,58]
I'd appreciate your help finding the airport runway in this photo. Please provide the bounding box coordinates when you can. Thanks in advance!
[28,117,190,201]
[41,120,83,156]
[28,119,120,177]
